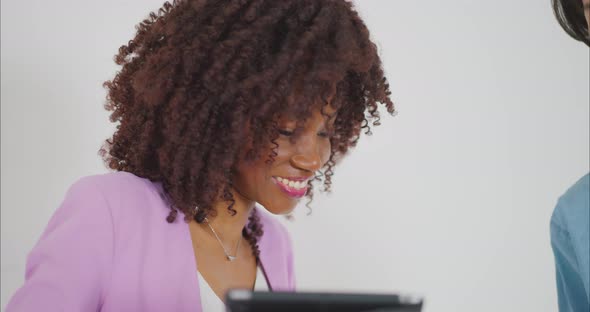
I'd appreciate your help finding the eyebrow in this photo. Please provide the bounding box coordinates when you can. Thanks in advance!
[282,111,337,119]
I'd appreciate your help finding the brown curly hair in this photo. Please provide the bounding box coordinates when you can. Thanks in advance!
[101,0,394,259]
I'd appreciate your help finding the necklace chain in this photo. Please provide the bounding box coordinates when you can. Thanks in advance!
[203,217,242,262]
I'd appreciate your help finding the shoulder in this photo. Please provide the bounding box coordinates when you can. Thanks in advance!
[66,172,171,224]
[551,173,590,234]
[561,173,590,205]
[72,171,159,197]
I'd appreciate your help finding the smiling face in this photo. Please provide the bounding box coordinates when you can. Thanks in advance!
[232,106,336,215]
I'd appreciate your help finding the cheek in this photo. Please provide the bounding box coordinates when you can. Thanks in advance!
[273,138,297,163]
[234,160,268,195]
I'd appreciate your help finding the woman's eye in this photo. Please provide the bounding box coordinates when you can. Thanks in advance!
[278,129,294,136]
[318,130,333,138]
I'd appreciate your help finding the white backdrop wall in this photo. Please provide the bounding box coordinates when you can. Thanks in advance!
[1,1,589,311]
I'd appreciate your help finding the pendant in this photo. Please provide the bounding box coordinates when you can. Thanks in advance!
[227,255,237,261]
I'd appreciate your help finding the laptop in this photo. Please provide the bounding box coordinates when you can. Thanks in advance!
[226,290,424,312]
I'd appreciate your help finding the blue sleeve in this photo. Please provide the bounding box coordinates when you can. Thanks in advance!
[550,174,590,312]
[551,217,589,312]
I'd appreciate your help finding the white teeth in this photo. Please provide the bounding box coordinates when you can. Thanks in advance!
[276,177,307,190]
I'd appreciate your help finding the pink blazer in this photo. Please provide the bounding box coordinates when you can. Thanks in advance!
[6,172,295,311]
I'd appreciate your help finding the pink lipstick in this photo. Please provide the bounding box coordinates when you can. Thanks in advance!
[272,177,309,198]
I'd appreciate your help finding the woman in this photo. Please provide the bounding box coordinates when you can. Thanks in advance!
[550,0,589,311]
[6,0,394,311]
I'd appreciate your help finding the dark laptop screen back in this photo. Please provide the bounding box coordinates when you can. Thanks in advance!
[226,290,423,312]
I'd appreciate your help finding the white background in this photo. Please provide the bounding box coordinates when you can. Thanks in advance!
[1,1,589,311]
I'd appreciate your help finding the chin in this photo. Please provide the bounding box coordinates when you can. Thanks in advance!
[260,202,298,216]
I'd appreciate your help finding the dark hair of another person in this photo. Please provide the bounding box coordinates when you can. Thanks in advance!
[100,0,394,259]
[552,0,590,46]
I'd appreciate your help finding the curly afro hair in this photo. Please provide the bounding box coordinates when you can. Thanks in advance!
[101,0,395,257]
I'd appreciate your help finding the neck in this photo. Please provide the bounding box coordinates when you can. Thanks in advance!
[205,189,255,243]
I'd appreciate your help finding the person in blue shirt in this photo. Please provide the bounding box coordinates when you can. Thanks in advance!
[550,1,590,311]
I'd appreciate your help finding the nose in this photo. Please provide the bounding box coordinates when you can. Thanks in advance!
[290,138,322,173]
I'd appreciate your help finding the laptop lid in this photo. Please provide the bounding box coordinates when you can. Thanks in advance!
[226,290,424,312]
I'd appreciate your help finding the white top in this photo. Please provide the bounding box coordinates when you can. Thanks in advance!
[198,266,269,312]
